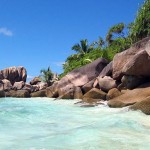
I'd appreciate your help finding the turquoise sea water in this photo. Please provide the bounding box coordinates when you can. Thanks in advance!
[0,98,149,150]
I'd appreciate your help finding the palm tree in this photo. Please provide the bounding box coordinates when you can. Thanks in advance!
[72,39,94,54]
[40,67,53,86]
[94,36,105,48]
[106,23,125,45]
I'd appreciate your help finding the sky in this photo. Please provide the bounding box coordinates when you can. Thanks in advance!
[0,0,144,80]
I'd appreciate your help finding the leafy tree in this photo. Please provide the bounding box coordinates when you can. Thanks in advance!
[106,23,125,45]
[94,36,105,48]
[129,0,150,43]
[72,39,94,54]
[40,67,53,86]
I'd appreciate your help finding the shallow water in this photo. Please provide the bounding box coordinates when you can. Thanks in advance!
[0,98,149,150]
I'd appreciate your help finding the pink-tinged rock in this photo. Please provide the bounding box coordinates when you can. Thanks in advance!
[81,79,95,94]
[30,77,41,85]
[83,88,106,100]
[58,83,75,97]
[49,77,72,97]
[118,75,145,90]
[22,83,33,93]
[74,87,83,99]
[46,87,54,98]
[93,78,99,88]
[122,50,150,77]
[0,71,3,80]
[97,76,117,92]
[32,85,39,92]
[99,61,113,78]
[37,82,48,90]
[17,66,27,82]
[66,58,109,87]
[108,82,150,108]
[0,79,12,91]
[145,39,150,56]
[0,66,27,84]
[112,37,150,80]
[57,89,74,99]
[13,81,25,90]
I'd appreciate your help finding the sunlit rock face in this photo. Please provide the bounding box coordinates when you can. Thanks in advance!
[0,66,27,84]
[112,37,150,80]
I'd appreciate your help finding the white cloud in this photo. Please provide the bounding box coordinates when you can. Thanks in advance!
[53,61,65,67]
[27,75,34,79]
[0,27,13,36]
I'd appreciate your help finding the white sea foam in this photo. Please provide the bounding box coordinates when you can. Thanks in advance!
[0,98,149,150]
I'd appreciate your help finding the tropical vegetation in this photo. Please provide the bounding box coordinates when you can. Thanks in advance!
[59,0,150,78]
[40,67,54,86]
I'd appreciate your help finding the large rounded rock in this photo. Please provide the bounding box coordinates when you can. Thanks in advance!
[74,87,83,99]
[37,82,48,90]
[83,88,106,100]
[0,66,27,84]
[130,97,150,115]
[22,83,34,93]
[31,90,46,97]
[30,77,41,85]
[113,37,150,80]
[97,76,117,92]
[66,58,109,87]
[99,61,113,78]
[46,58,108,99]
[57,89,74,99]
[13,81,25,90]
[108,82,150,108]
[81,79,95,94]
[0,79,12,91]
[122,50,150,77]
[118,75,146,90]
[106,88,122,100]
[58,83,75,97]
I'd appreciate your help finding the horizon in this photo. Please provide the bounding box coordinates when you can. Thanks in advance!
[0,0,144,81]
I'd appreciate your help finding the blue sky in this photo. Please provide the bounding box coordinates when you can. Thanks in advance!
[0,0,144,80]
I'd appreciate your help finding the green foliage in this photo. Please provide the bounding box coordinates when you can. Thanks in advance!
[106,23,125,45]
[60,48,104,77]
[130,0,150,43]
[60,0,150,78]
[72,39,95,54]
[40,67,53,86]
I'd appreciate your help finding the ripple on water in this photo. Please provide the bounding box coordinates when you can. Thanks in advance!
[0,98,149,150]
